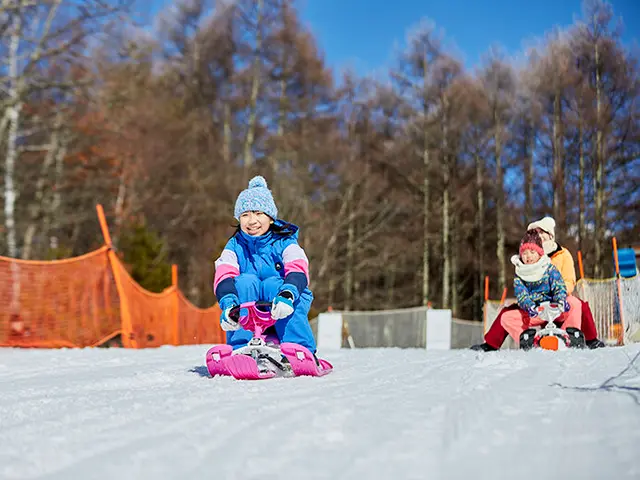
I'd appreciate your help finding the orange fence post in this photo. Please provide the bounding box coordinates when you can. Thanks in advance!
[172,264,179,345]
[500,287,507,306]
[96,204,112,246]
[577,251,585,280]
[96,204,137,348]
[484,276,489,302]
[577,250,587,299]
[612,237,626,345]
[483,275,489,333]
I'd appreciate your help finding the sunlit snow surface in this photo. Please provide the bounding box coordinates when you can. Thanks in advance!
[1,344,639,480]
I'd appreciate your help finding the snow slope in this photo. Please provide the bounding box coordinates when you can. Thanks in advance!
[1,344,639,480]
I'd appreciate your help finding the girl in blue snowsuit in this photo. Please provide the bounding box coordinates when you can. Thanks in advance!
[213,176,316,352]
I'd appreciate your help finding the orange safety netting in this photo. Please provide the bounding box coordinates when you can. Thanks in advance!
[0,247,121,348]
[109,254,178,349]
[177,290,224,345]
[0,246,224,349]
[109,255,225,348]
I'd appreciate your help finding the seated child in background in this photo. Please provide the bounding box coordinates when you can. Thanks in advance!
[501,231,583,348]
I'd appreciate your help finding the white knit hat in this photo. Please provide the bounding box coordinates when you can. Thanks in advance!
[527,216,556,239]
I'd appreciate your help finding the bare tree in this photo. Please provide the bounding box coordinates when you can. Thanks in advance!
[391,20,444,306]
[514,66,542,224]
[570,0,638,275]
[478,52,515,292]
[432,54,463,308]
[1,0,130,258]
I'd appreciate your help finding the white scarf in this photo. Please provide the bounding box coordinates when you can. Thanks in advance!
[511,254,550,282]
[542,240,558,255]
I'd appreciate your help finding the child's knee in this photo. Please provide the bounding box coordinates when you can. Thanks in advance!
[234,274,260,301]
[261,276,284,300]
[566,295,581,311]
[236,273,260,285]
[500,310,522,327]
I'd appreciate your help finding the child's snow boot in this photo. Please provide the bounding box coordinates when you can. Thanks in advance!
[565,327,586,348]
[470,343,498,352]
[519,328,537,350]
[586,338,605,349]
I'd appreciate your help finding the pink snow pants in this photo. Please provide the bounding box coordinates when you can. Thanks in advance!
[501,296,583,347]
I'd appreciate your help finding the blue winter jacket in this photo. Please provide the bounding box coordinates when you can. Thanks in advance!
[213,220,311,309]
[514,263,567,314]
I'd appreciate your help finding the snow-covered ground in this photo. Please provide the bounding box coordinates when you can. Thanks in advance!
[1,344,639,480]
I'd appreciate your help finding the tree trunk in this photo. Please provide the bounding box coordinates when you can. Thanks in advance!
[421,49,432,307]
[316,182,355,282]
[22,121,64,260]
[593,40,604,278]
[273,3,290,184]
[494,112,506,291]
[552,92,566,230]
[0,111,9,152]
[223,102,231,164]
[271,75,287,199]
[450,188,460,316]
[344,217,355,311]
[242,0,264,178]
[43,132,67,251]
[113,159,128,246]
[4,11,24,314]
[385,255,396,308]
[441,111,450,309]
[578,118,586,255]
[475,151,485,321]
[328,278,335,309]
[422,141,430,306]
[5,12,23,259]
[523,123,533,222]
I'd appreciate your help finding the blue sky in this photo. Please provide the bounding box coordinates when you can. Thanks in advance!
[143,0,639,76]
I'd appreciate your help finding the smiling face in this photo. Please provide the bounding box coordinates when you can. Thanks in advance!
[239,211,272,236]
[521,248,541,265]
